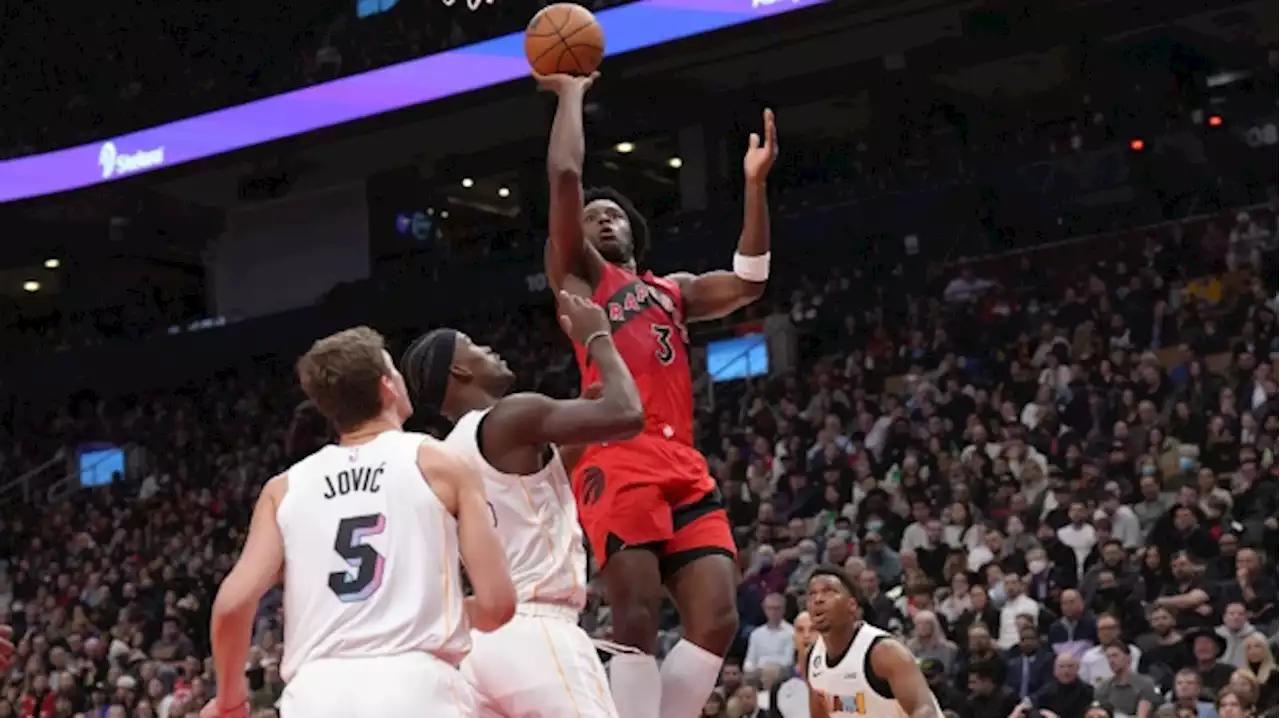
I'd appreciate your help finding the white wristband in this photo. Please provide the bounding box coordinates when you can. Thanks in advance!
[733,251,771,282]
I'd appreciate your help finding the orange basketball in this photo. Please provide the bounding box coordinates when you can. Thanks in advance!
[524,3,605,76]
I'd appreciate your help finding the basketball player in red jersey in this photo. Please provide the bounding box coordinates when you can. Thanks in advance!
[535,71,778,718]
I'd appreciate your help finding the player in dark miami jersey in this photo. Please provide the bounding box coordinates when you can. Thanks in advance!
[535,70,778,718]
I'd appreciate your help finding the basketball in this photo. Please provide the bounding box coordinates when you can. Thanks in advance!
[524,3,605,76]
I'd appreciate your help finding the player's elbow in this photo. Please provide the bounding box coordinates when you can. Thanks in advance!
[736,277,767,303]
[548,162,582,187]
[211,581,254,625]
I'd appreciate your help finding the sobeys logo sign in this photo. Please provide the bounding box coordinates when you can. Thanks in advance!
[98,141,166,179]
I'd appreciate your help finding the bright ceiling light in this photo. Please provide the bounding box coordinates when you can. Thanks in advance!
[440,210,449,219]
[43,258,59,269]
[498,187,511,198]
[461,178,474,188]
[668,157,683,169]
[23,281,40,293]
[615,142,635,154]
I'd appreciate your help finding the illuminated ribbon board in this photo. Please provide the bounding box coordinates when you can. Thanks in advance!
[0,0,825,204]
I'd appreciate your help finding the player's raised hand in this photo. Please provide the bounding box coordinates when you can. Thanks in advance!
[743,108,779,183]
[533,71,600,95]
[557,290,611,346]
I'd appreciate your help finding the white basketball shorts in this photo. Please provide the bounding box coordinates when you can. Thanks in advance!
[460,603,618,718]
[281,652,477,718]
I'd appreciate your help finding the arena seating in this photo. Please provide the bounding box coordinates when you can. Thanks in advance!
[0,189,1274,717]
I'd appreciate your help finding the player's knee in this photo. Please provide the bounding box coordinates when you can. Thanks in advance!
[684,603,738,656]
[609,593,662,648]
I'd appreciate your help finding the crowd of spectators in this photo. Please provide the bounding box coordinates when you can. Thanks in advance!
[0,197,1273,718]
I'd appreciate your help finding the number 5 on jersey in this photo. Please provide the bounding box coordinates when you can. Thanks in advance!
[329,514,387,602]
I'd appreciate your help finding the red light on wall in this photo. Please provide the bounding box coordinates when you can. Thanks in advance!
[1208,115,1223,127]
[1130,139,1145,152]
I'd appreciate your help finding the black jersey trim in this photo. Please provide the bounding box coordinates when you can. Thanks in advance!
[862,636,896,700]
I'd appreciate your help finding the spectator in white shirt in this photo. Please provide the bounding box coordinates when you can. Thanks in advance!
[998,574,1042,650]
[1078,614,1141,688]
[1058,500,1098,582]
[899,500,934,554]
[744,593,795,674]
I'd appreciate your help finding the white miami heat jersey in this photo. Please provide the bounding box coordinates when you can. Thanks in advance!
[278,430,470,682]
[445,408,586,611]
[808,623,938,718]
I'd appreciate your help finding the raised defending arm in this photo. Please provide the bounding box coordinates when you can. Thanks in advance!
[668,108,778,322]
[485,291,643,449]
[539,72,602,290]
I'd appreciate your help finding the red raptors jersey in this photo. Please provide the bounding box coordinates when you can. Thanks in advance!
[572,262,695,447]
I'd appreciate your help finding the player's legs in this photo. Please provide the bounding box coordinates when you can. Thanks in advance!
[599,548,665,718]
[577,462,675,718]
[659,501,740,718]
[462,610,617,718]
[280,653,478,718]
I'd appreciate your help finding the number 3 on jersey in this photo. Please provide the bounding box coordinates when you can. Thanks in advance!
[329,513,386,602]
[651,324,676,365]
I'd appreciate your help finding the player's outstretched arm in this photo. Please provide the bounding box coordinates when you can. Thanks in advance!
[486,290,643,449]
[870,639,944,718]
[421,441,517,632]
[538,72,603,289]
[667,108,778,322]
[208,476,287,717]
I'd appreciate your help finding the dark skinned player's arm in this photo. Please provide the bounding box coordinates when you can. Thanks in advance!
[870,640,943,718]
[667,108,776,322]
[667,175,770,322]
[545,82,603,291]
[803,644,831,718]
[483,334,643,449]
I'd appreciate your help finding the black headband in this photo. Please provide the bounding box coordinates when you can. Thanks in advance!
[400,328,458,417]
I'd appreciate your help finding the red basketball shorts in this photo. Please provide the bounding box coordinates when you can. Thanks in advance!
[573,434,736,578]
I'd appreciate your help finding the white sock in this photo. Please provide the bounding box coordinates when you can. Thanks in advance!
[658,639,724,718]
[611,653,662,718]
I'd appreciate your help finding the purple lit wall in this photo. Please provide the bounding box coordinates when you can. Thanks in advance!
[0,0,825,204]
